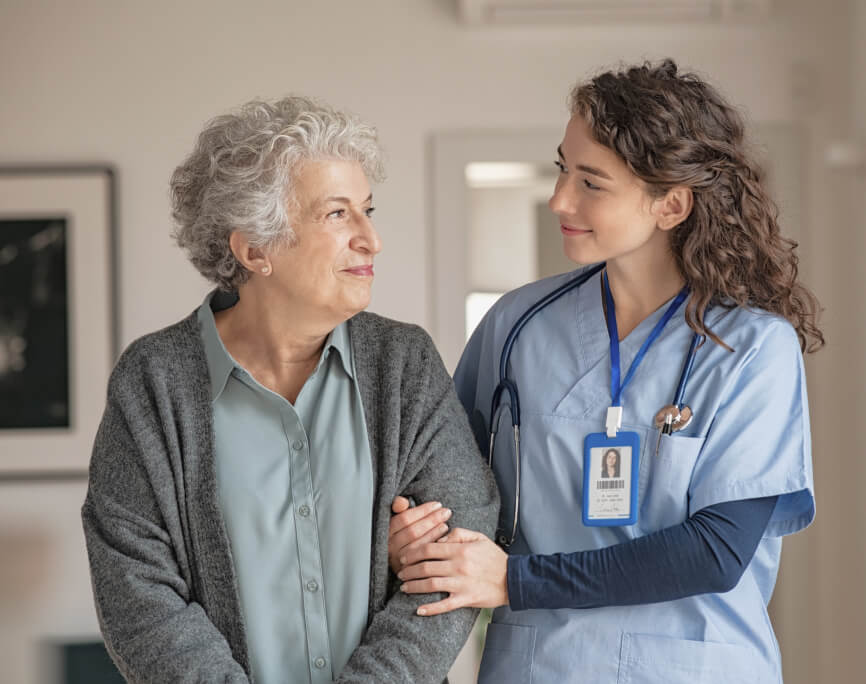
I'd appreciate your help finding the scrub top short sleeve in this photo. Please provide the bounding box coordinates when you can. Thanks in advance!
[455,320,491,454]
[687,318,814,537]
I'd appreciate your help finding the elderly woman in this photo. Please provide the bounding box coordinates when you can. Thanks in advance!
[82,96,498,684]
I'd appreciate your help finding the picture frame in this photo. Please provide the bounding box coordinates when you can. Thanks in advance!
[0,166,117,479]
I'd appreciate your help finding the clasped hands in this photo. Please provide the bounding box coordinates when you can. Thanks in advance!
[388,496,508,616]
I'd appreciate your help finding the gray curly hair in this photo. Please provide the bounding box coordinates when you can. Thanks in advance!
[170,96,386,291]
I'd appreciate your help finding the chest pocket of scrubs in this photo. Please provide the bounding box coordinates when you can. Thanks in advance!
[478,622,537,684]
[638,433,704,532]
[617,633,764,684]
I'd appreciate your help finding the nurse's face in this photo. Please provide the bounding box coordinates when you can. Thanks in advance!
[548,116,669,268]
[606,450,617,467]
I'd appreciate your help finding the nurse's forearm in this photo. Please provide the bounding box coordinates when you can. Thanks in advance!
[507,495,778,611]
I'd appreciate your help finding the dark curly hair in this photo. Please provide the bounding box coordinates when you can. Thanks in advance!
[570,59,824,353]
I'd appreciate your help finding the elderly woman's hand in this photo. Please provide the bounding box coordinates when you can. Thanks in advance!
[396,528,509,616]
[388,497,452,575]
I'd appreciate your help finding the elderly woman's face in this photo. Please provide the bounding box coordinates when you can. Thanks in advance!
[270,159,381,323]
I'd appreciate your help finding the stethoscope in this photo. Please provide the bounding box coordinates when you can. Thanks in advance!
[488,262,703,548]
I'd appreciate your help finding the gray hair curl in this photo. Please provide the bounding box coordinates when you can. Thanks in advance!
[170,96,386,291]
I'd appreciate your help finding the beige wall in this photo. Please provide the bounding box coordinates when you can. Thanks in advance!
[793,1,866,682]
[1,1,862,682]
[469,183,549,293]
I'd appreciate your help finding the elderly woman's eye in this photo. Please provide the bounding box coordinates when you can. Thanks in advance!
[327,209,346,219]
[365,206,376,218]
[554,160,567,173]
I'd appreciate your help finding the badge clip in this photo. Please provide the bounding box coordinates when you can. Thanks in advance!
[606,406,622,438]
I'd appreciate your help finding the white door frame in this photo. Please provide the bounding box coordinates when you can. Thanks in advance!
[430,128,560,371]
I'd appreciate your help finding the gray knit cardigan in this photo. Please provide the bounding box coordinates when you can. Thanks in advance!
[82,308,499,683]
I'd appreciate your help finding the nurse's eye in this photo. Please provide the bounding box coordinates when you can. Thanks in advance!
[326,208,346,219]
[364,206,376,218]
[583,178,602,191]
[554,160,567,174]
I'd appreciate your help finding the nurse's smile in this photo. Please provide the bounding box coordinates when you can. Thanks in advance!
[560,224,591,236]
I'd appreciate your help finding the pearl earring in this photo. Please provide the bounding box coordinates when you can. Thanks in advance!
[261,265,271,275]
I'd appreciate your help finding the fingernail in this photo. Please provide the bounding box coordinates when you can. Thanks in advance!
[399,556,406,565]
[442,508,452,519]
[400,583,407,592]
[417,607,427,616]
[438,524,448,535]
[397,570,404,580]
[432,502,443,510]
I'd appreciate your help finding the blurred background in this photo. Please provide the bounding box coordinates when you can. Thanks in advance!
[1,0,863,682]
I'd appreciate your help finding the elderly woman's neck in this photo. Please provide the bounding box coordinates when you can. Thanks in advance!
[219,293,337,357]
[214,287,340,401]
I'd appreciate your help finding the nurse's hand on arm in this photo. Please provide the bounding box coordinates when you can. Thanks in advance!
[388,496,453,574]
[396,527,510,615]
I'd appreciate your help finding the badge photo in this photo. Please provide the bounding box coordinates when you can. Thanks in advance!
[582,430,640,526]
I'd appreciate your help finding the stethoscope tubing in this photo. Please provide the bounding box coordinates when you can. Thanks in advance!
[673,330,702,408]
[489,263,604,547]
[493,262,606,428]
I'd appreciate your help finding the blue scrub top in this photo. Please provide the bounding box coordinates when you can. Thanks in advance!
[454,267,814,684]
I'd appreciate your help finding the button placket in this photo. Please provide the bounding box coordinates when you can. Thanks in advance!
[285,409,331,682]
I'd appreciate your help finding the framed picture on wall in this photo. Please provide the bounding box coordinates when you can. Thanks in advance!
[0,166,117,478]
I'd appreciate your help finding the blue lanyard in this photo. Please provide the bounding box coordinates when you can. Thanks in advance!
[603,270,689,407]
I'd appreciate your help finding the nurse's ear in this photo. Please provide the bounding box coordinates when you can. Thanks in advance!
[652,186,694,231]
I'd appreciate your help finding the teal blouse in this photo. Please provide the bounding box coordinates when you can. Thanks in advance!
[198,291,373,684]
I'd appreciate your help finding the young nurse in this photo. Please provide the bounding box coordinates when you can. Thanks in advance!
[389,59,823,683]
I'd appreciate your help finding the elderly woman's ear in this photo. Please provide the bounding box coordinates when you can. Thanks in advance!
[229,231,271,276]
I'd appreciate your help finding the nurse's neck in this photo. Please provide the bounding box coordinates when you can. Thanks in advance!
[604,253,685,341]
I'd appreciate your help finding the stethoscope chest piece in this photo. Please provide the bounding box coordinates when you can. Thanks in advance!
[653,404,694,433]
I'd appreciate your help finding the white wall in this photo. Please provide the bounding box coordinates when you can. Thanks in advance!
[0,480,95,684]
[0,0,838,338]
[0,1,862,682]
[469,183,551,293]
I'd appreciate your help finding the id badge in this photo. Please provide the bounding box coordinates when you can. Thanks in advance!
[582,430,640,526]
